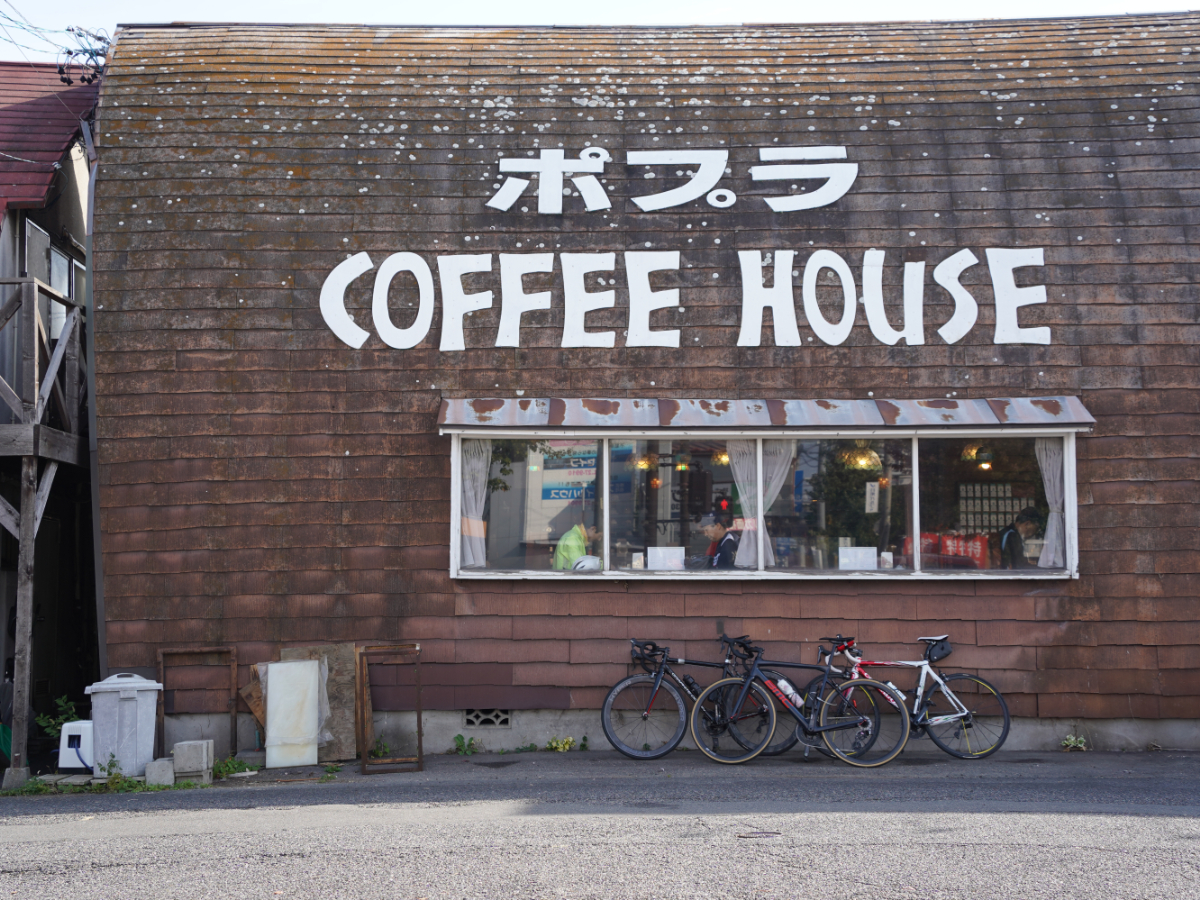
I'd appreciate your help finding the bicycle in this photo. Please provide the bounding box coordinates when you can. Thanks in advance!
[689,639,911,766]
[602,636,801,760]
[822,634,1011,759]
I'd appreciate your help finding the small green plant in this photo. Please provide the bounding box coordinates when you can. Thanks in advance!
[0,777,55,796]
[579,735,589,751]
[323,763,343,774]
[214,757,260,779]
[1062,734,1088,751]
[544,736,576,753]
[453,734,480,756]
[369,737,392,759]
[35,695,79,740]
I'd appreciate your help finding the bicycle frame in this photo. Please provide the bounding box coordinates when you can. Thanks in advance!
[631,639,734,713]
[834,648,972,727]
[730,654,869,736]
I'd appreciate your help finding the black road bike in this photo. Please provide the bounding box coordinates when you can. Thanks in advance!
[689,639,911,766]
[602,636,801,760]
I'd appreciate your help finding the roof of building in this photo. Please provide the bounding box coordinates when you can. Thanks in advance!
[0,61,98,215]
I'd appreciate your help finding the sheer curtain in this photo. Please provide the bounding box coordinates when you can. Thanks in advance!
[727,440,791,569]
[727,440,759,568]
[1035,437,1065,569]
[758,441,796,568]
[460,438,492,568]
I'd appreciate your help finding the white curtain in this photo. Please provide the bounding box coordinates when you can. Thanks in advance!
[460,439,492,568]
[727,440,759,568]
[757,441,796,568]
[1035,437,1065,569]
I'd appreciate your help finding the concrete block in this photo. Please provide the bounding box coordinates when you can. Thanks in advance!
[59,774,92,786]
[1,767,30,790]
[145,758,175,787]
[172,739,213,772]
[173,769,213,786]
[236,750,266,767]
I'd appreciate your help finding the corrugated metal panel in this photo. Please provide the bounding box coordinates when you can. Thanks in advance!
[655,399,772,427]
[439,397,550,426]
[440,397,1093,428]
[766,399,886,428]
[986,396,1096,426]
[874,398,999,427]
[550,398,661,428]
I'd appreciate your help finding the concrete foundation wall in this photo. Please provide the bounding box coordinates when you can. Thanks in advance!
[165,711,1200,760]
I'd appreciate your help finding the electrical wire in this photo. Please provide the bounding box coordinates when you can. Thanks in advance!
[0,0,107,127]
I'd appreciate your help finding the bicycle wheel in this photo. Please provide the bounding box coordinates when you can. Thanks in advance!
[923,673,1010,759]
[689,677,776,765]
[757,670,800,756]
[816,678,910,767]
[602,674,687,760]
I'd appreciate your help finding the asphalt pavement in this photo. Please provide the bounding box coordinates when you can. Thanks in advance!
[1,747,1198,899]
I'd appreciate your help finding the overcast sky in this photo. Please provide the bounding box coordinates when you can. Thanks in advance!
[0,0,1192,64]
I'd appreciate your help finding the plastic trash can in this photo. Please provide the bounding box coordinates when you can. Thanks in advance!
[85,673,162,777]
[58,721,94,773]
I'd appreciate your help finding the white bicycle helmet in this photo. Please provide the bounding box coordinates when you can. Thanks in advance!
[571,555,602,571]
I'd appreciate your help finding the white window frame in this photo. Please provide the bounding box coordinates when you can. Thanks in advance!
[441,426,1083,581]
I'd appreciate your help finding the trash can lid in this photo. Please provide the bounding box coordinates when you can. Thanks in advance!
[85,672,164,694]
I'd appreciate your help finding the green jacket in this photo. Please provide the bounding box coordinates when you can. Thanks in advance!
[553,525,588,570]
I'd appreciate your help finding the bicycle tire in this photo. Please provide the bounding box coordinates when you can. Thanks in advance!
[923,673,1010,759]
[817,678,910,767]
[757,670,800,756]
[689,677,777,765]
[601,674,687,760]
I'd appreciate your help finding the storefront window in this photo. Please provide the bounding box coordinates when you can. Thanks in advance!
[451,432,1075,577]
[764,439,913,572]
[460,438,604,572]
[917,437,1065,571]
[608,440,753,571]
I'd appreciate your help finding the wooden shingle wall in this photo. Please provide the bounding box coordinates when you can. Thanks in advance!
[93,17,1199,719]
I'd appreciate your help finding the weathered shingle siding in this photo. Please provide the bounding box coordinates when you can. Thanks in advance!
[94,17,1199,716]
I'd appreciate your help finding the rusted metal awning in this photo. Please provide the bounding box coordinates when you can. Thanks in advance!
[439,396,1095,429]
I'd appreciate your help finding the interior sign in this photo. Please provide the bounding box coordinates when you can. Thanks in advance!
[320,145,1052,351]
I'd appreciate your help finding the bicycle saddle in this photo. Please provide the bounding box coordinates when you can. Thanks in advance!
[918,635,950,642]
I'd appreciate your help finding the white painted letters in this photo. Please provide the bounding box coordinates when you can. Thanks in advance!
[933,249,980,344]
[736,250,800,347]
[987,248,1051,345]
[438,254,494,352]
[496,253,554,348]
[626,251,681,348]
[372,252,434,350]
[802,250,857,346]
[319,252,373,349]
[861,250,925,346]
[629,151,729,212]
[561,253,617,348]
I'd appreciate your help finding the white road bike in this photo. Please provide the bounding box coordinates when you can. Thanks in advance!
[806,634,1011,759]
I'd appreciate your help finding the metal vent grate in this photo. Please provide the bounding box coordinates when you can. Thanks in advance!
[464,709,511,728]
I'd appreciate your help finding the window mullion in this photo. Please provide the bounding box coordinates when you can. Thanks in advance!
[1065,431,1078,578]
[602,437,611,572]
[756,437,764,572]
[450,433,462,578]
[911,435,921,573]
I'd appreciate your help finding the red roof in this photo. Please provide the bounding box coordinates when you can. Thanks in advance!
[0,61,98,214]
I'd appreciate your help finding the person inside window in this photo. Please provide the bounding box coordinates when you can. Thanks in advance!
[700,512,739,569]
[999,507,1040,569]
[552,503,601,571]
